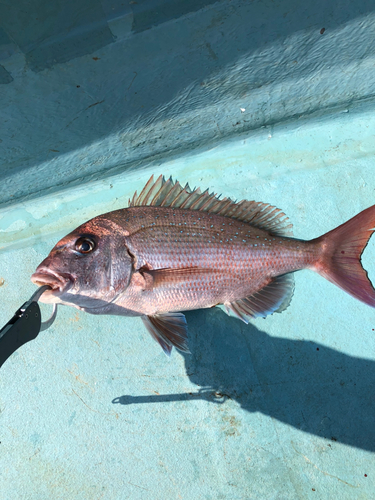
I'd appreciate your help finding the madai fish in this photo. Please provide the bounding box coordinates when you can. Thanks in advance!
[31,175,375,355]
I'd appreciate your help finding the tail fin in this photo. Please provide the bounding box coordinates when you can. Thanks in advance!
[313,204,375,307]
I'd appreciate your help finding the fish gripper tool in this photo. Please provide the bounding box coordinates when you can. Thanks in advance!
[0,286,57,368]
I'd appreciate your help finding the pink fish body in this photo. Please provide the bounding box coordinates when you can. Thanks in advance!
[31,176,375,354]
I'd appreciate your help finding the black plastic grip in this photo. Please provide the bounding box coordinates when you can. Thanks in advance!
[0,301,42,368]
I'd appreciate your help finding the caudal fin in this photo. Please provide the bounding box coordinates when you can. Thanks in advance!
[313,204,375,307]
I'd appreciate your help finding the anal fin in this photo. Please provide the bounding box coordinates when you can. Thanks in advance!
[141,312,190,356]
[224,274,295,323]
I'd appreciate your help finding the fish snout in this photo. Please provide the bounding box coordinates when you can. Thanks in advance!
[31,268,73,292]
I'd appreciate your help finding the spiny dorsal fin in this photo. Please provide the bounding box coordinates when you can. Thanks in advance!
[129,175,293,237]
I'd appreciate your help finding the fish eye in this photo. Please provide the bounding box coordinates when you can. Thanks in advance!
[75,237,96,254]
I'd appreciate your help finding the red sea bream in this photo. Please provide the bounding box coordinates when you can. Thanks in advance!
[31,176,375,354]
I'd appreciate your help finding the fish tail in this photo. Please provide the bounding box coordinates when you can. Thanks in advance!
[313,204,375,307]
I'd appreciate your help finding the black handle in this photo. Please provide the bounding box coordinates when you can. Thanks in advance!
[0,301,42,368]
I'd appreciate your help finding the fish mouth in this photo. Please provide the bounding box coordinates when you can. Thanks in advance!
[31,268,73,293]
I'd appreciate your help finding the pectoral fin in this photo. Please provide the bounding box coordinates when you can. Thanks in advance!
[224,274,295,323]
[139,267,215,289]
[141,312,190,355]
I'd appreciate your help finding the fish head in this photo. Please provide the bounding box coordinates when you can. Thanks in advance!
[31,217,133,312]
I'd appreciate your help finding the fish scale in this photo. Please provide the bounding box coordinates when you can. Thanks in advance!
[31,175,375,355]
[123,208,313,274]
[92,206,317,319]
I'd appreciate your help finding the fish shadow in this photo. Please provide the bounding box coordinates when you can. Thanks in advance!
[114,307,375,452]
[183,308,375,452]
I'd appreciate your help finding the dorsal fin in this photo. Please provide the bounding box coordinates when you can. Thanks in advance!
[129,175,293,237]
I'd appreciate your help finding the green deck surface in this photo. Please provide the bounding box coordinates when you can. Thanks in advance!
[1,1,375,498]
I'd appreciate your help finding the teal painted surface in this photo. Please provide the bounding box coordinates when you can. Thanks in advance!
[1,108,375,498]
[1,0,375,498]
[0,0,375,205]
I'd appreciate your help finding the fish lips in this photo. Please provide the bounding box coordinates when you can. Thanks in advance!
[31,269,73,294]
